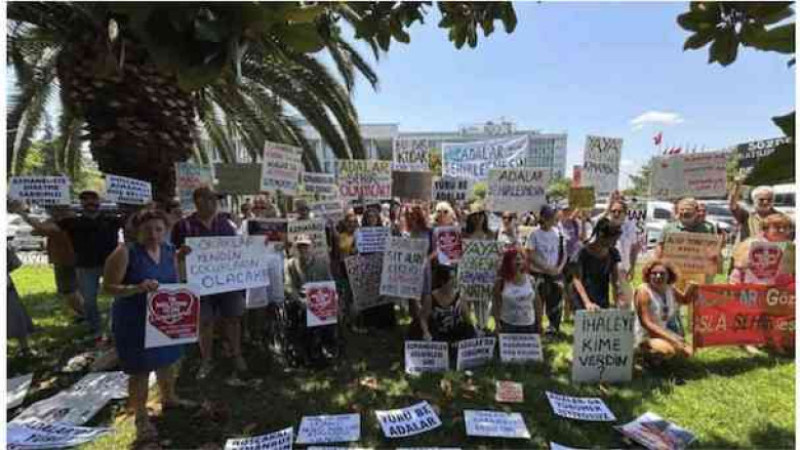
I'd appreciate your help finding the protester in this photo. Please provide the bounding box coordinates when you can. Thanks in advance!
[357,206,397,329]
[656,197,719,288]
[102,209,196,442]
[173,186,246,380]
[160,199,183,245]
[463,201,494,240]
[635,260,697,364]
[572,218,623,311]
[606,197,639,309]
[497,211,519,247]
[239,200,254,224]
[8,244,36,358]
[729,182,785,242]
[730,213,795,284]
[294,198,311,221]
[336,209,360,331]
[493,246,537,333]
[410,264,475,343]
[558,206,584,320]
[526,205,565,336]
[433,201,458,228]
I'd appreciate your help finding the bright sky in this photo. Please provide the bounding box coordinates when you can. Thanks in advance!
[344,2,795,187]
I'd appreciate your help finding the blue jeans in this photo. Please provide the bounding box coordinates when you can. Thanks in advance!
[76,266,104,335]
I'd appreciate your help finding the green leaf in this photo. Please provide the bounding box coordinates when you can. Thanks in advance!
[756,23,795,54]
[709,27,738,66]
[677,11,707,32]
[683,29,716,50]
[500,4,517,33]
[772,111,795,137]
[284,5,326,24]
[276,23,325,53]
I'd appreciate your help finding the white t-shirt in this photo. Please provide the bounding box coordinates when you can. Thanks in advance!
[616,219,638,272]
[500,275,535,326]
[526,227,562,272]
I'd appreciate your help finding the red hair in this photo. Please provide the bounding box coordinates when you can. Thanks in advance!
[499,246,527,281]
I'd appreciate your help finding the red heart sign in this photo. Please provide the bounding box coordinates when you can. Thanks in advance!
[148,289,199,339]
[749,244,783,281]
[307,286,338,322]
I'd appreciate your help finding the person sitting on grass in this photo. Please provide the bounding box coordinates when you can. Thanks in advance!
[411,264,476,344]
[493,246,538,334]
[634,259,697,365]
[572,218,624,312]
[102,209,197,444]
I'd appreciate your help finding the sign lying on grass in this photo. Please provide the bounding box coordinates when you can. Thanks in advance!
[9,176,71,206]
[499,333,544,363]
[356,227,390,254]
[545,391,616,422]
[336,160,392,203]
[463,410,530,439]
[487,168,549,213]
[186,236,270,296]
[375,401,442,438]
[145,284,200,349]
[443,135,529,180]
[392,171,433,201]
[393,138,433,171]
[7,374,33,409]
[433,176,470,203]
[405,341,448,374]
[615,412,696,450]
[650,151,728,199]
[456,337,496,371]
[224,426,293,450]
[662,231,723,275]
[581,136,622,196]
[572,310,635,384]
[215,163,262,195]
[103,174,152,205]
[176,163,214,212]
[302,171,337,196]
[380,237,428,299]
[67,372,129,400]
[345,254,389,312]
[495,381,524,403]
[261,141,302,195]
[568,187,595,209]
[305,281,338,328]
[7,419,110,449]
[458,240,503,302]
[296,413,360,445]
[434,226,463,265]
[693,284,795,349]
[12,391,108,426]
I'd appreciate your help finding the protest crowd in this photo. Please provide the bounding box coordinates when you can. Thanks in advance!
[6,140,796,449]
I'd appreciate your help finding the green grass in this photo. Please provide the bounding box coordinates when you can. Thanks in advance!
[8,264,795,449]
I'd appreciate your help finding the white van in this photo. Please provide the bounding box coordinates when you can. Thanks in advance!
[772,184,795,216]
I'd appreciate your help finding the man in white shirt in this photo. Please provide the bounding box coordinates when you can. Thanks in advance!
[525,205,566,336]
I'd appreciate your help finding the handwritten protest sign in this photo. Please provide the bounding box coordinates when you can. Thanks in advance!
[568,187,595,209]
[102,174,152,205]
[336,160,392,203]
[380,237,428,299]
[288,219,329,259]
[734,136,792,174]
[302,171,338,197]
[662,231,722,275]
[356,227,390,254]
[433,176,470,203]
[745,241,790,284]
[405,341,449,374]
[627,201,648,250]
[393,138,433,171]
[296,413,360,444]
[443,135,529,180]
[487,168,549,213]
[456,337,496,371]
[261,141,302,195]
[176,163,214,212]
[495,381,524,403]
[434,226,463,265]
[650,151,728,199]
[145,284,200,349]
[345,254,389,312]
[310,200,345,223]
[615,412,696,450]
[572,310,635,383]
[214,163,262,195]
[693,284,795,349]
[224,427,293,450]
[12,391,109,426]
[304,281,338,328]
[9,176,71,206]
[185,236,270,296]
[463,410,531,439]
[246,251,284,308]
[7,419,109,449]
[499,333,544,363]
[375,401,442,438]
[581,136,622,196]
[392,171,433,201]
[8,374,33,409]
[458,240,502,302]
[545,391,616,422]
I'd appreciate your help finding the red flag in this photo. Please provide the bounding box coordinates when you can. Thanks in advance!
[653,132,663,146]
[673,147,682,155]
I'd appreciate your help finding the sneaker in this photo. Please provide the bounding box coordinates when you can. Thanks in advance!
[196,361,213,381]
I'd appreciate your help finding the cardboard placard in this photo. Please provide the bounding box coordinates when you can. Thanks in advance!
[380,237,428,299]
[650,151,728,199]
[545,391,616,422]
[458,240,503,302]
[404,341,449,374]
[145,284,200,349]
[375,401,442,438]
[443,135,529,180]
[495,381,524,403]
[8,374,33,409]
[433,176,470,203]
[302,171,338,196]
[615,412,696,450]
[392,171,433,201]
[499,333,544,363]
[214,163,262,195]
[487,168,549,213]
[356,227,390,254]
[344,254,389,313]
[662,231,722,275]
[456,337,496,371]
[185,236,271,295]
[336,160,392,203]
[434,226,463,266]
[572,310,635,384]
[393,138,433,171]
[224,427,293,450]
[463,410,530,439]
[9,175,71,206]
[296,413,360,445]
[261,141,302,195]
[7,419,109,449]
[568,187,595,209]
[581,136,622,196]
[304,281,338,328]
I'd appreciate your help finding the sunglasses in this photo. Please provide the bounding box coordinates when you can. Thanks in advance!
[650,271,667,277]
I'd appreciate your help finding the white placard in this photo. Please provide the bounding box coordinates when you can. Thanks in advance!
[487,168,549,213]
[7,418,110,449]
[225,426,294,450]
[393,138,433,171]
[434,226,463,266]
[288,219,329,259]
[650,151,729,199]
[356,227,390,254]
[615,412,696,450]
[103,174,152,205]
[572,310,635,383]
[375,401,442,439]
[545,391,616,422]
[302,172,337,196]
[458,240,503,302]
[627,202,648,250]
[581,136,622,196]
[9,176,71,206]
[66,372,128,400]
[336,159,392,203]
[261,141,302,195]
[12,391,108,426]
[309,200,345,223]
[185,236,271,296]
[145,284,200,349]
[456,337,496,371]
[499,333,544,363]
[495,381,524,403]
[404,341,449,375]
[296,413,360,445]
[443,135,529,180]
[175,162,214,212]
[432,176,470,203]
[304,281,339,328]
[246,251,282,309]
[380,237,428,299]
[8,374,33,409]
[345,254,390,313]
[463,410,530,439]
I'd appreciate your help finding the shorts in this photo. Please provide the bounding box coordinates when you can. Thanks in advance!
[200,291,245,321]
[53,264,78,295]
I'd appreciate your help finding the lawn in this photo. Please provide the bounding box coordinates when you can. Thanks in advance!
[7,263,796,449]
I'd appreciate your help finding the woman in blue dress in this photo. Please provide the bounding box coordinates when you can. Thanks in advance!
[103,209,195,442]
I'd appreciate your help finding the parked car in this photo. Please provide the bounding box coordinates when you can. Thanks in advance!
[7,213,46,251]
[772,183,795,217]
